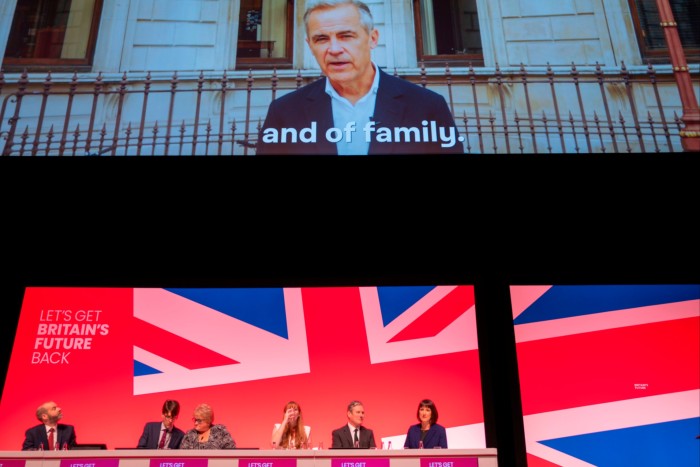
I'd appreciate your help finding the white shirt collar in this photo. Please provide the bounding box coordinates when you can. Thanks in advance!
[324,61,380,104]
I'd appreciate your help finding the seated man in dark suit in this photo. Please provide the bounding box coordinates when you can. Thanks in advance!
[255,0,463,155]
[137,399,185,449]
[22,401,77,450]
[331,400,377,448]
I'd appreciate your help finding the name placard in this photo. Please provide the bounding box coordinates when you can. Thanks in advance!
[332,458,390,467]
[60,459,120,467]
[150,459,208,467]
[421,458,478,467]
[240,458,297,467]
[0,460,26,467]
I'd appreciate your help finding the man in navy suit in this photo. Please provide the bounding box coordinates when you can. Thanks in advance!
[137,399,185,449]
[255,0,463,155]
[331,400,377,448]
[22,401,77,450]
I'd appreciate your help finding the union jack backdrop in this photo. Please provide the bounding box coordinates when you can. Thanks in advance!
[0,286,484,450]
[511,284,700,467]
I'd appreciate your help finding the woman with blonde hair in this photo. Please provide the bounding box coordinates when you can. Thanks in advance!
[271,401,310,449]
[180,403,236,449]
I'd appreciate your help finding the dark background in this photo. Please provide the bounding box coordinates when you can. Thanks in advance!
[1,155,698,467]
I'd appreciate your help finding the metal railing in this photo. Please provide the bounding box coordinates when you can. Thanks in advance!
[0,62,695,155]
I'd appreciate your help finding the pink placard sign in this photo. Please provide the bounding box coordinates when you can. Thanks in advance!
[0,460,26,467]
[149,458,208,467]
[239,458,297,467]
[332,458,390,467]
[420,458,478,467]
[61,459,120,467]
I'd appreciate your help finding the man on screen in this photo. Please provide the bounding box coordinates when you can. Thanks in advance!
[21,401,77,450]
[255,0,463,155]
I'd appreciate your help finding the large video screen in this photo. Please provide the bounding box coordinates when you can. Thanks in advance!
[511,284,700,467]
[0,285,484,450]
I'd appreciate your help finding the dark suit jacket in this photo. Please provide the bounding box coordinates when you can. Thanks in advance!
[256,68,463,155]
[137,421,185,449]
[331,425,377,448]
[403,423,448,449]
[22,423,77,451]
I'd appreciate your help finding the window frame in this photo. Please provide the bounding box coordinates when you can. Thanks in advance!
[235,0,295,70]
[2,0,104,72]
[628,0,700,64]
[412,0,484,67]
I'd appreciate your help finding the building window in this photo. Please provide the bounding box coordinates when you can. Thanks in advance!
[236,0,294,69]
[3,0,103,70]
[413,0,483,66]
[629,0,700,63]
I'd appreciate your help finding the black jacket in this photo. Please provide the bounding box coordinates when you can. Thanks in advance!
[256,68,463,155]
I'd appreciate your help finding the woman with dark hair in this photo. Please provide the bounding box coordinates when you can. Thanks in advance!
[271,401,310,449]
[403,399,447,449]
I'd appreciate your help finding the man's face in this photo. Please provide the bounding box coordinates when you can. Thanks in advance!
[347,404,365,427]
[42,402,63,424]
[162,410,177,430]
[305,4,378,89]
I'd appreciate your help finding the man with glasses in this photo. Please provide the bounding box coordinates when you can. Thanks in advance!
[137,400,185,449]
[331,400,377,448]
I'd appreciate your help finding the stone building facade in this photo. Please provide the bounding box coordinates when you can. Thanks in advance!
[0,0,698,155]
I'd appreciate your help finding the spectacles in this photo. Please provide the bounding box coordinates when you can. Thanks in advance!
[192,418,207,424]
[163,414,177,420]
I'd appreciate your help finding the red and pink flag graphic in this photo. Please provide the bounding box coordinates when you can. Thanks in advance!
[0,286,484,451]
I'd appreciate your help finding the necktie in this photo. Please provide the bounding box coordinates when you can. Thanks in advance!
[353,428,359,446]
[158,429,168,449]
[48,428,55,451]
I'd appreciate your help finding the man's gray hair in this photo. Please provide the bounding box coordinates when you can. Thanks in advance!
[303,0,375,35]
[347,400,364,411]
